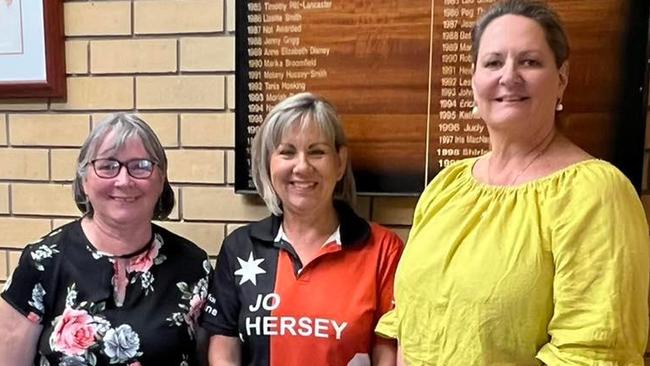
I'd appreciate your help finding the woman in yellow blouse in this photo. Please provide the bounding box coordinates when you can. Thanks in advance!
[376,0,649,364]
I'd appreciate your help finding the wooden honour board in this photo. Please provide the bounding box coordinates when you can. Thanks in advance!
[235,0,649,195]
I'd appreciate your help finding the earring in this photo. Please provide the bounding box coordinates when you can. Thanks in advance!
[471,104,479,116]
[555,100,564,112]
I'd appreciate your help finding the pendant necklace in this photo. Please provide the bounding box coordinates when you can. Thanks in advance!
[487,132,555,186]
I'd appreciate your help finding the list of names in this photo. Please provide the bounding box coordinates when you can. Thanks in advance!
[435,0,494,168]
[244,0,333,184]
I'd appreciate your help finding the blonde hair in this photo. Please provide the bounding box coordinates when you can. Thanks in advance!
[251,92,356,215]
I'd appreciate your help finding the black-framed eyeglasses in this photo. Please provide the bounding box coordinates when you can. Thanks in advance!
[89,158,157,179]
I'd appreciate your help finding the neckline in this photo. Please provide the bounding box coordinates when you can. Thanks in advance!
[80,219,156,259]
[113,234,155,259]
[275,223,342,248]
[250,200,371,248]
[468,156,604,191]
[486,130,556,186]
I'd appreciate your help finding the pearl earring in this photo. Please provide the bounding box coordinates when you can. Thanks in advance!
[471,104,479,116]
[555,102,564,112]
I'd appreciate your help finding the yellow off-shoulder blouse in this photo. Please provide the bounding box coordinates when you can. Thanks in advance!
[377,158,649,365]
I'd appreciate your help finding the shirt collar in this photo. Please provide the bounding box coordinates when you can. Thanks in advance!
[250,200,370,248]
[274,224,342,247]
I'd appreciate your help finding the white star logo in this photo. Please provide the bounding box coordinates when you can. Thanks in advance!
[234,252,266,286]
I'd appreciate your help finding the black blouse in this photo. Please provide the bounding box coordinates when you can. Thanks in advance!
[1,220,211,366]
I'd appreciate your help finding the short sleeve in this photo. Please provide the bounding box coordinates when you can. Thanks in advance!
[536,170,649,365]
[199,239,241,337]
[1,242,55,324]
[374,228,404,339]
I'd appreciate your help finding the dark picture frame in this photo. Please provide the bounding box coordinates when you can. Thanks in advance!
[0,0,65,98]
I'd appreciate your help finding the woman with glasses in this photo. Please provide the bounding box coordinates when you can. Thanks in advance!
[0,113,211,366]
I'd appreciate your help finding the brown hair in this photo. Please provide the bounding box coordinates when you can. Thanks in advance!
[471,0,569,68]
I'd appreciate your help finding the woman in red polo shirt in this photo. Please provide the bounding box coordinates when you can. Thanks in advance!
[200,92,403,366]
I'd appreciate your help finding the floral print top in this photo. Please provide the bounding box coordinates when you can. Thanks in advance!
[1,220,212,366]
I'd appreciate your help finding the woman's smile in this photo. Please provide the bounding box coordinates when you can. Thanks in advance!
[270,122,346,217]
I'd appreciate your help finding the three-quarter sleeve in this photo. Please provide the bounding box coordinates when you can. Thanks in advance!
[536,172,649,365]
[200,238,241,337]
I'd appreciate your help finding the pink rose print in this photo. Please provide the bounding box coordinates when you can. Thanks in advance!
[128,241,161,273]
[128,362,142,366]
[188,295,206,323]
[113,260,129,307]
[51,308,97,356]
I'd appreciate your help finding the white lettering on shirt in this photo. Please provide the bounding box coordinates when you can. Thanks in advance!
[331,320,347,340]
[249,293,281,312]
[314,318,329,338]
[245,316,348,339]
[244,293,348,339]
[280,316,297,336]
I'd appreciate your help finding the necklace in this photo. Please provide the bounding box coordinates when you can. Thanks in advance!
[114,234,155,259]
[87,232,155,259]
[487,132,555,186]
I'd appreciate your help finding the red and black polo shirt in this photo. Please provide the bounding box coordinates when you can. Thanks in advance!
[200,201,403,366]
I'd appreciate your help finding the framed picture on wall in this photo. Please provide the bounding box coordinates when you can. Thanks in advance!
[0,0,65,98]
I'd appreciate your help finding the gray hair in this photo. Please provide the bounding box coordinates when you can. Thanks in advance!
[72,113,174,220]
[471,0,570,68]
[251,92,356,215]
